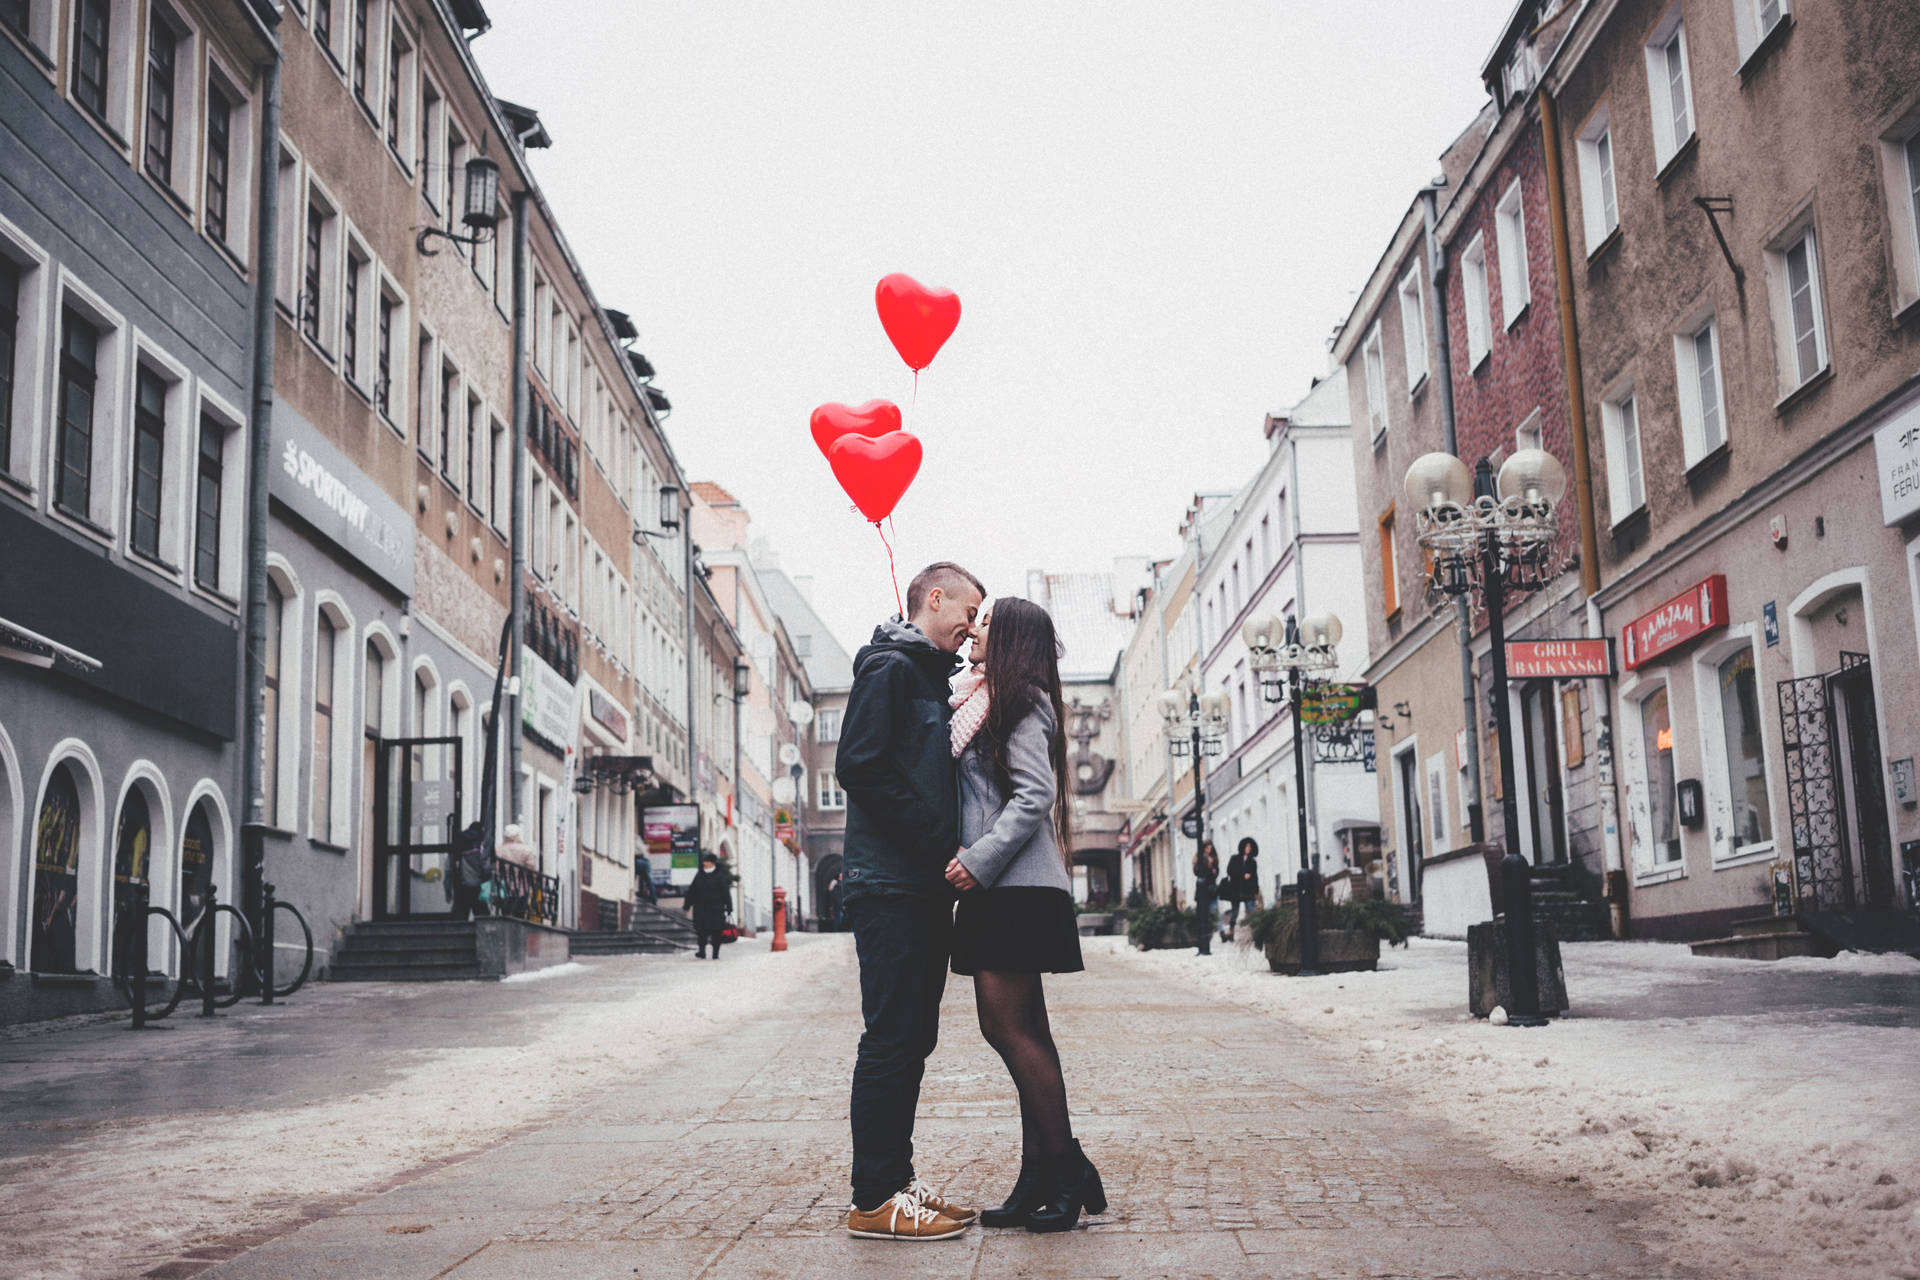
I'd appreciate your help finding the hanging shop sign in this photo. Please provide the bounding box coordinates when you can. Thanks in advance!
[521,652,575,749]
[1300,682,1366,725]
[588,689,629,740]
[1506,638,1614,679]
[1622,575,1728,671]
[1873,399,1920,526]
[270,409,413,595]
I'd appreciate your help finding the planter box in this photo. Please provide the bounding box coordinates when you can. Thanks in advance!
[1265,929,1380,975]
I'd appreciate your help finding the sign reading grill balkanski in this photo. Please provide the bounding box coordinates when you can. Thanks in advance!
[1506,639,1614,679]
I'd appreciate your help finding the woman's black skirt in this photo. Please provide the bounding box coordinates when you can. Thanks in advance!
[951,886,1085,975]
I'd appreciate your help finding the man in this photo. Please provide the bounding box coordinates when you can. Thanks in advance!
[450,821,488,921]
[683,853,732,959]
[836,562,984,1241]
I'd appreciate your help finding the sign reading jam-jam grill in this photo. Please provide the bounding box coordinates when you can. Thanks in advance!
[1505,638,1614,679]
[1622,574,1729,670]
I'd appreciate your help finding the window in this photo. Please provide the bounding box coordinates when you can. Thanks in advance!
[1461,233,1491,367]
[444,117,469,240]
[490,415,508,530]
[1576,107,1618,252]
[312,610,337,841]
[415,328,433,452]
[376,290,395,420]
[1878,118,1920,313]
[465,391,481,508]
[274,143,299,311]
[263,578,283,825]
[384,20,400,150]
[204,78,233,244]
[1514,408,1543,454]
[1644,12,1695,171]
[302,190,340,351]
[193,413,222,589]
[1494,180,1529,326]
[56,307,100,519]
[144,12,179,185]
[0,255,17,474]
[71,0,111,121]
[817,770,845,811]
[419,77,443,207]
[1600,384,1645,523]
[439,361,457,483]
[1767,222,1828,394]
[1362,321,1387,438]
[129,364,167,560]
[1733,0,1790,64]
[1230,561,1242,614]
[342,245,367,386]
[1377,508,1399,617]
[312,0,332,57]
[1397,265,1427,387]
[1713,647,1773,854]
[1673,309,1727,464]
[350,0,369,104]
[815,707,842,744]
[1638,685,1681,865]
[1258,514,1272,572]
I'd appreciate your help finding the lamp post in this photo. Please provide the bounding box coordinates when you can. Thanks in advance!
[1158,687,1228,948]
[1404,449,1566,1027]
[1243,612,1343,976]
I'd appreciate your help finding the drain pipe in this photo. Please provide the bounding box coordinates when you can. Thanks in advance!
[240,25,283,925]
[508,190,529,823]
[1422,180,1486,851]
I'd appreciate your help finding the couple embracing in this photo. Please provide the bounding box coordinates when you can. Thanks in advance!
[835,562,1105,1241]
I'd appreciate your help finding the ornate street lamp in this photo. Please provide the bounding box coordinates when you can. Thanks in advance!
[416,156,502,256]
[1244,612,1342,976]
[1404,449,1566,1026]
[1159,687,1228,945]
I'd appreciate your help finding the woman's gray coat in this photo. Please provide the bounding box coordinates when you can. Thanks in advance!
[956,700,1071,892]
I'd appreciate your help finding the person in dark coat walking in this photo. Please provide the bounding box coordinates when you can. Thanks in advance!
[1224,837,1262,933]
[684,853,732,959]
[1192,842,1220,956]
[451,822,489,921]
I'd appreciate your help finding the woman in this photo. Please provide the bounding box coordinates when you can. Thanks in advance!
[1224,836,1262,933]
[944,597,1105,1233]
[683,852,731,959]
[1192,841,1220,955]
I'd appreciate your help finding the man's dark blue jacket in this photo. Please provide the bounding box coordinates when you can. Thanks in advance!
[835,619,960,905]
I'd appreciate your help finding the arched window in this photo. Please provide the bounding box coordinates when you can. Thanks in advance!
[112,786,151,932]
[32,764,82,973]
[263,577,284,824]
[181,800,213,924]
[365,640,385,743]
[312,611,337,841]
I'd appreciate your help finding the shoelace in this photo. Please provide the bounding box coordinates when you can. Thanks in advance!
[885,1191,942,1231]
[904,1178,945,1209]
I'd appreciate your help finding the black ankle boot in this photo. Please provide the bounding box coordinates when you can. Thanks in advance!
[1024,1141,1106,1234]
[979,1161,1045,1227]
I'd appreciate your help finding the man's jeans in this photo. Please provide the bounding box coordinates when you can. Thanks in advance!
[846,893,952,1210]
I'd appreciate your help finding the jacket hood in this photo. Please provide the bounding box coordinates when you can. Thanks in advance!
[853,618,959,680]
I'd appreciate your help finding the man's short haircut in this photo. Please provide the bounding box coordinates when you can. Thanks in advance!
[907,562,985,615]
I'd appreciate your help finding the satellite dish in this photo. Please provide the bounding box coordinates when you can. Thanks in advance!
[771,777,797,804]
[787,699,815,727]
[779,743,803,767]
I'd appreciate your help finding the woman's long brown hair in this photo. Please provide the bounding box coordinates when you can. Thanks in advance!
[979,596,1071,863]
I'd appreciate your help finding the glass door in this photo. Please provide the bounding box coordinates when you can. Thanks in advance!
[373,736,463,919]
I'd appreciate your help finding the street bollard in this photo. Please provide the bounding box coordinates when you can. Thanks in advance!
[771,886,788,952]
[200,881,218,1018]
[131,880,149,1030]
[259,881,277,1005]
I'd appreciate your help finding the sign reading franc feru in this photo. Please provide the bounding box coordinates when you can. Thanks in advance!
[269,408,413,595]
[1874,398,1920,526]
[1506,639,1614,679]
[520,652,575,748]
[1622,575,1729,671]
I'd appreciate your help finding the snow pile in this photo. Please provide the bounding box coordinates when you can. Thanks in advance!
[0,938,841,1280]
[1112,936,1920,1280]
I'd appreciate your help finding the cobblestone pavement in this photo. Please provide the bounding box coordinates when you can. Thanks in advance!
[189,939,1681,1280]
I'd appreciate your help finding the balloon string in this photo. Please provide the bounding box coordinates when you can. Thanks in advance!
[876,521,903,617]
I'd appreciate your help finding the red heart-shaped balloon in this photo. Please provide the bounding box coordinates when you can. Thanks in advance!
[875,273,961,372]
[809,399,903,460]
[828,431,923,524]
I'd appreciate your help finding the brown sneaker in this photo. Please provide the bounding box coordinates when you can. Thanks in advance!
[906,1177,978,1224]
[846,1190,970,1241]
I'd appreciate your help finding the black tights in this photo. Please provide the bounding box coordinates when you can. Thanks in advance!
[974,971,1073,1163]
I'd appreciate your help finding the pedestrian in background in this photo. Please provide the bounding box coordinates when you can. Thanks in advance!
[1192,842,1220,956]
[945,597,1102,1234]
[1224,837,1262,934]
[684,852,732,959]
[450,821,488,921]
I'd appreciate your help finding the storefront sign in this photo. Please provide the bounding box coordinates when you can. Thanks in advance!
[1506,639,1614,679]
[521,652,575,748]
[1300,682,1366,725]
[269,409,413,595]
[1873,399,1920,525]
[588,689,629,740]
[1622,575,1728,671]
[643,804,701,879]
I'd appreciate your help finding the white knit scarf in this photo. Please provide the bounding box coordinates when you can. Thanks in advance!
[950,666,989,758]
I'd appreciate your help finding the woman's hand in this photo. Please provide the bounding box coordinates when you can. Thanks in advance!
[945,854,981,892]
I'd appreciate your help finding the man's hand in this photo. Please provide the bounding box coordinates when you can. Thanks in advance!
[945,854,980,892]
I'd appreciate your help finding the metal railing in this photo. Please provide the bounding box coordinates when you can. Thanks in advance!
[488,856,560,927]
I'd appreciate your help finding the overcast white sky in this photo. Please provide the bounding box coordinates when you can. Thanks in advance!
[482,0,1513,657]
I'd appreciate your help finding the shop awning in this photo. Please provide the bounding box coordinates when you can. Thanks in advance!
[0,614,103,672]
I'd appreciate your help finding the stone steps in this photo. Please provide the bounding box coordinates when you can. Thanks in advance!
[328,921,485,982]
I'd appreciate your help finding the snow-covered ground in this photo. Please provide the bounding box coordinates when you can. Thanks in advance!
[0,936,840,1280]
[1113,935,1920,1280]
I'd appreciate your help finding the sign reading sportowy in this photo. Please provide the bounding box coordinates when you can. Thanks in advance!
[1622,575,1729,671]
